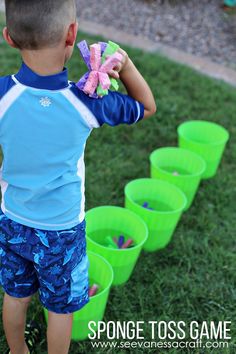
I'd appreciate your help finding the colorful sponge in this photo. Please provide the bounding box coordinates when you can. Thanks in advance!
[76,40,123,98]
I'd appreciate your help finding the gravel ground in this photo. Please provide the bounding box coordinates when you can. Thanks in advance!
[77,0,236,69]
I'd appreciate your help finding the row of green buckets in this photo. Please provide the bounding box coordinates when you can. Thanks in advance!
[44,120,229,340]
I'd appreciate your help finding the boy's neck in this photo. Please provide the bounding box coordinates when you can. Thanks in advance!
[21,46,66,76]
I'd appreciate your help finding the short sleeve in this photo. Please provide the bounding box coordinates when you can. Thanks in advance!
[70,84,144,128]
[93,91,144,126]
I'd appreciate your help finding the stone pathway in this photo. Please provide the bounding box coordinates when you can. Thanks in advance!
[1,0,236,86]
[77,0,236,70]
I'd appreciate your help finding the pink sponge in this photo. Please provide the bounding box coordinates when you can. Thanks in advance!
[77,40,123,98]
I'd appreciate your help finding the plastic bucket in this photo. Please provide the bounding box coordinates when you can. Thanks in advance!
[178,120,229,179]
[44,251,113,341]
[124,178,187,252]
[86,206,148,286]
[150,147,206,210]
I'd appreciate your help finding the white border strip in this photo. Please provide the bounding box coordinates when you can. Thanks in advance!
[77,152,85,223]
[0,165,8,213]
[61,89,100,129]
[0,83,26,120]
[135,101,141,123]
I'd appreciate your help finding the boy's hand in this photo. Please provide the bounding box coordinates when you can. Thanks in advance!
[107,46,156,119]
[108,48,129,80]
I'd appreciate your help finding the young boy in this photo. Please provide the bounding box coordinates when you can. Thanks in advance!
[0,0,156,353]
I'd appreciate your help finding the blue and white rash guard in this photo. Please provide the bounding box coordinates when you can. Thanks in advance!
[0,62,144,230]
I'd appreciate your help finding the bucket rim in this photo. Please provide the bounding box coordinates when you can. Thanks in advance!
[87,251,114,299]
[86,206,148,253]
[150,147,206,178]
[124,178,187,215]
[177,120,230,147]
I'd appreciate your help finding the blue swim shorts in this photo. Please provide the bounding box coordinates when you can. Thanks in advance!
[0,212,89,314]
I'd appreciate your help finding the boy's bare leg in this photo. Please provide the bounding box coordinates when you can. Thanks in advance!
[3,293,31,354]
[47,311,73,354]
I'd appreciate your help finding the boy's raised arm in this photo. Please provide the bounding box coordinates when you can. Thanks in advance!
[117,50,157,119]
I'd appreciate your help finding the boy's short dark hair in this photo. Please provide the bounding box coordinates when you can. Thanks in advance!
[5,0,76,50]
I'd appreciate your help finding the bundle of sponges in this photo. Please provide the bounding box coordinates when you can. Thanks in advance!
[76,40,123,98]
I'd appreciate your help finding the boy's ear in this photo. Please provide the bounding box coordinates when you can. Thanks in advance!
[65,22,78,47]
[2,27,18,48]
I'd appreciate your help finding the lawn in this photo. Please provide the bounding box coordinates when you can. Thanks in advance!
[0,13,236,354]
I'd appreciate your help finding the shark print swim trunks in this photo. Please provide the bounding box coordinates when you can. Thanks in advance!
[0,212,89,314]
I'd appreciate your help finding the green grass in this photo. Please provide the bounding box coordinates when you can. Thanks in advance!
[0,15,236,354]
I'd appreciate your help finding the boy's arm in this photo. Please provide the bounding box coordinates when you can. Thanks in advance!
[108,49,156,119]
[119,57,157,119]
[71,48,156,127]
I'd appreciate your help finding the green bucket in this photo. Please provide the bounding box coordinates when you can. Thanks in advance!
[125,178,187,252]
[178,120,229,179]
[150,147,206,210]
[86,206,148,286]
[44,251,113,341]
